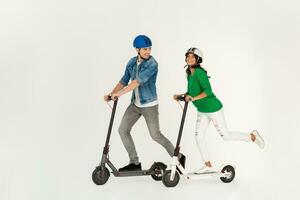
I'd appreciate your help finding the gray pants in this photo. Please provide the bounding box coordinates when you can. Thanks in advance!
[118,104,175,164]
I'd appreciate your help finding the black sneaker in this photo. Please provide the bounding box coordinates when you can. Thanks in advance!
[118,163,142,172]
[177,153,186,174]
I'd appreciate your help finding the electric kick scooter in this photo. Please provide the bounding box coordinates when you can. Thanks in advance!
[162,95,235,187]
[92,96,167,185]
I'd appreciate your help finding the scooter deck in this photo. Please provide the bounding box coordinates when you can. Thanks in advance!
[187,171,220,175]
[112,169,154,177]
[182,171,228,180]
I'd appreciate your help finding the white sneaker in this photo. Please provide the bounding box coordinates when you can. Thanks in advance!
[252,130,265,149]
[194,165,215,174]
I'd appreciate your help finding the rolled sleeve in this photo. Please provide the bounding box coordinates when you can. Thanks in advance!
[119,62,131,86]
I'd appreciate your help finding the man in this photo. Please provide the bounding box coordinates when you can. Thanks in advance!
[104,35,185,171]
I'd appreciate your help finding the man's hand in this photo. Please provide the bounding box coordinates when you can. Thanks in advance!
[111,93,120,101]
[104,94,111,102]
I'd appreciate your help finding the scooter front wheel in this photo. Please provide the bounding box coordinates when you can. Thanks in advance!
[150,162,167,181]
[92,166,110,185]
[162,170,180,187]
[220,165,235,183]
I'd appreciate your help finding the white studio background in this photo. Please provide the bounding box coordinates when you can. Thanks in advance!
[1,0,300,200]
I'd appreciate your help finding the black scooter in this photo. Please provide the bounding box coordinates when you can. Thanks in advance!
[92,96,167,185]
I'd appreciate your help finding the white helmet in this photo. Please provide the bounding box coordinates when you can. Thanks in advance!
[185,47,203,59]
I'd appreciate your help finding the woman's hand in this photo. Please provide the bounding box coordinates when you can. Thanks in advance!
[173,94,180,101]
[185,95,193,102]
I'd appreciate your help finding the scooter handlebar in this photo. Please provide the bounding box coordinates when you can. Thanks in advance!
[107,95,118,101]
[176,95,186,101]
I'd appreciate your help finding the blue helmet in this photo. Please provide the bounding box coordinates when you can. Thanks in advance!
[133,35,152,48]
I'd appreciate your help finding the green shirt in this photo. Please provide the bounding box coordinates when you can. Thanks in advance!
[187,68,223,113]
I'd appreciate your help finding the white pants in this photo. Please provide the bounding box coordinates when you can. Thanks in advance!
[195,109,251,163]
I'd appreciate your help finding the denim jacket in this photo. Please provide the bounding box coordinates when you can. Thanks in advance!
[119,56,158,105]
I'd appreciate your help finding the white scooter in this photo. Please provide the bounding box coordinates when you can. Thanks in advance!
[162,95,235,187]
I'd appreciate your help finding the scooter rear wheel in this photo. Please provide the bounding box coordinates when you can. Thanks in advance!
[220,165,235,183]
[162,170,180,187]
[150,162,167,181]
[92,166,110,185]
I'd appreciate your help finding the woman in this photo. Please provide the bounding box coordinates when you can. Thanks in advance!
[173,47,265,174]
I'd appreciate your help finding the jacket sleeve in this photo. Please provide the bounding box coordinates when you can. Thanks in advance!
[119,61,131,86]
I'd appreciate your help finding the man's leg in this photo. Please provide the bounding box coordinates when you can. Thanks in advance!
[141,105,175,157]
[118,104,141,165]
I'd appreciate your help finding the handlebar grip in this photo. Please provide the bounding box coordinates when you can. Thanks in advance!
[176,95,186,101]
[108,95,118,101]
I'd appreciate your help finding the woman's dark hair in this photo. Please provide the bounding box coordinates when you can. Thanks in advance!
[185,54,210,78]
